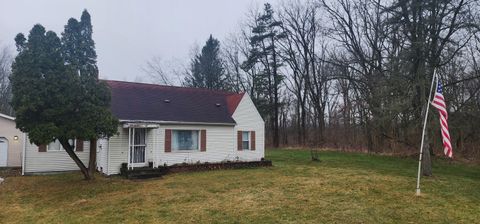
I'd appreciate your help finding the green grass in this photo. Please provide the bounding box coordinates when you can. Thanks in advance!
[0,149,479,223]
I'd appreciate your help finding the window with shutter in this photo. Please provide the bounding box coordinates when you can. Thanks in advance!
[250,131,256,151]
[200,130,206,152]
[38,144,46,152]
[237,131,242,151]
[165,129,172,152]
[76,139,84,152]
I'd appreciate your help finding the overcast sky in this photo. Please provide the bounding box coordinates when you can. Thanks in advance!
[0,0,279,82]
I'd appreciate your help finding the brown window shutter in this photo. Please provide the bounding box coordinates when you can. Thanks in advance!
[200,130,206,152]
[251,131,256,151]
[76,139,84,151]
[165,129,172,152]
[38,144,47,152]
[237,131,242,151]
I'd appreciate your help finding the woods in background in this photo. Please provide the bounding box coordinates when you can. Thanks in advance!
[169,0,480,159]
[1,0,479,160]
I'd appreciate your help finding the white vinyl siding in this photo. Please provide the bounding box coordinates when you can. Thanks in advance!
[232,93,265,161]
[157,125,234,166]
[23,137,90,174]
[100,125,234,175]
[105,126,129,175]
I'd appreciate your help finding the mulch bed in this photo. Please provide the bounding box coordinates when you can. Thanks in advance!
[168,160,273,173]
[0,168,22,178]
[121,160,272,179]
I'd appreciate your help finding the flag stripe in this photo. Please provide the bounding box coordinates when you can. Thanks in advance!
[431,79,452,158]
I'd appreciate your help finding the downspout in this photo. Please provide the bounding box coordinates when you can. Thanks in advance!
[21,133,26,175]
[106,138,110,175]
[127,128,131,170]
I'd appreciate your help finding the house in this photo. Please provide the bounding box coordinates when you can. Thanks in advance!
[0,113,24,168]
[22,80,265,175]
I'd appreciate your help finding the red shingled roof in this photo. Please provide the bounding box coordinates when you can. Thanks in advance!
[104,80,244,124]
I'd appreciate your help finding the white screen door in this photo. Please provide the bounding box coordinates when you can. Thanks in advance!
[129,129,146,164]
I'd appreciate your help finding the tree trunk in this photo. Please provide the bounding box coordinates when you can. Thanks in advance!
[422,131,433,176]
[59,139,91,180]
[88,138,97,179]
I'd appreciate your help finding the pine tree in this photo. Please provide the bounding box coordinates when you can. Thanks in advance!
[11,25,90,177]
[243,3,285,148]
[61,10,117,179]
[11,12,118,180]
[184,35,230,90]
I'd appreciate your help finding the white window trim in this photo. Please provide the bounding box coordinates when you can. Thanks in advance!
[171,129,201,152]
[242,131,250,150]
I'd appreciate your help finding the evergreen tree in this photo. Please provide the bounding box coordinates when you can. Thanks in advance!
[243,3,285,148]
[184,35,230,90]
[11,12,117,180]
[61,9,117,179]
[62,10,98,78]
[62,10,111,177]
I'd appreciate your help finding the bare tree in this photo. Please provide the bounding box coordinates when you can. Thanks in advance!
[142,56,174,85]
[0,46,14,116]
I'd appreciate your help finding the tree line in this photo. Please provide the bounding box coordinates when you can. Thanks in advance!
[147,0,480,168]
[1,1,480,177]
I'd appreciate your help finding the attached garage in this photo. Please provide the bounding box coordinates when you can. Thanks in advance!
[0,113,24,168]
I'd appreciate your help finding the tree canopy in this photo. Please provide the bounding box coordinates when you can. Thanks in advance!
[184,35,230,90]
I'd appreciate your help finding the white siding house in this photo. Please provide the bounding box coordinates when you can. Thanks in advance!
[23,80,265,175]
[23,138,91,174]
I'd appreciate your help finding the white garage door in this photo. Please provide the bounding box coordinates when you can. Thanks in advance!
[0,138,7,167]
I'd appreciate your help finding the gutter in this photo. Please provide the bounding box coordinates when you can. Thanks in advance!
[119,119,236,126]
[0,113,15,121]
[107,138,110,176]
[21,133,26,175]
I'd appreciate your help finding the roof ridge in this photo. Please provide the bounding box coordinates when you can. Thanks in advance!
[102,79,243,96]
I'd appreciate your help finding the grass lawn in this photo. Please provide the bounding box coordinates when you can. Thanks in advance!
[1,149,479,223]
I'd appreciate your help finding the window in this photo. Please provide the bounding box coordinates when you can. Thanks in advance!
[242,131,250,150]
[47,139,75,151]
[172,130,199,151]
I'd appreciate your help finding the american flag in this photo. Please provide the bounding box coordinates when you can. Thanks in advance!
[431,79,453,158]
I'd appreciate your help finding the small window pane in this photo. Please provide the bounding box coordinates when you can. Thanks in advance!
[48,140,62,151]
[242,131,250,150]
[242,141,249,150]
[242,132,249,141]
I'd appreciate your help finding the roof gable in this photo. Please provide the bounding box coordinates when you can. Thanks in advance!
[105,80,244,124]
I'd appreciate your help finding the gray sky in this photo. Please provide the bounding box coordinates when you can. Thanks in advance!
[0,0,278,82]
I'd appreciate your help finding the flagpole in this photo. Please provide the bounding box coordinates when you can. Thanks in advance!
[415,69,438,196]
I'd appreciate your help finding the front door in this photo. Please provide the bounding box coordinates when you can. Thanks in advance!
[0,138,8,167]
[129,128,146,166]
